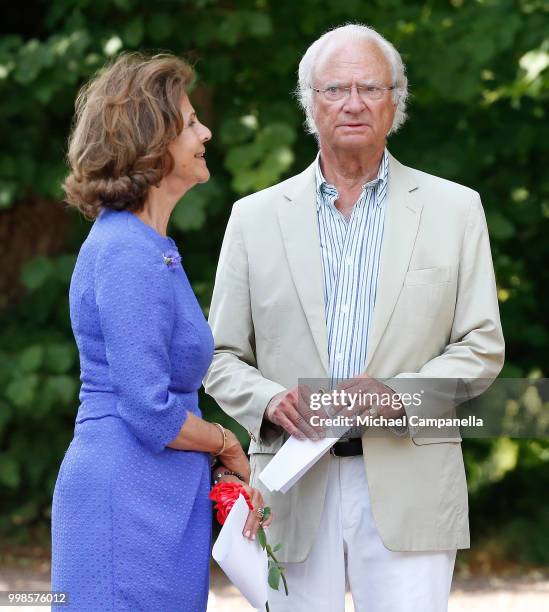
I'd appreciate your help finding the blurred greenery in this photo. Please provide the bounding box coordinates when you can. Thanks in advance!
[0,0,548,566]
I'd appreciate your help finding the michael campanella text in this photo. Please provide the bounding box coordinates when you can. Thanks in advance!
[309,414,484,428]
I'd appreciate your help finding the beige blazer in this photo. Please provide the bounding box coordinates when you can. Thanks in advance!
[204,151,504,562]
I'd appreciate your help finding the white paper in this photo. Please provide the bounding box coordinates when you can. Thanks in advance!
[259,436,334,493]
[212,494,268,609]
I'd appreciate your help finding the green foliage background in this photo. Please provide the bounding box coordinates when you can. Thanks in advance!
[1,0,548,566]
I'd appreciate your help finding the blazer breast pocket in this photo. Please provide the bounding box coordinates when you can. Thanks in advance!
[401,266,451,320]
[404,266,450,286]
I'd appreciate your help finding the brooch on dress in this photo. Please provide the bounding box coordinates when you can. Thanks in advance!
[163,249,181,270]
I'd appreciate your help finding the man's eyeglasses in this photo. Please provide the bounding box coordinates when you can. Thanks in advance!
[311,83,398,102]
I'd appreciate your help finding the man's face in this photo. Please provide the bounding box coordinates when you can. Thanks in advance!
[312,40,398,153]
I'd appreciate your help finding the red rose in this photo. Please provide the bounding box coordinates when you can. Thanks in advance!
[209,481,253,525]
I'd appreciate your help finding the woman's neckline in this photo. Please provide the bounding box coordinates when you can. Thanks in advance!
[101,208,177,250]
[129,211,171,240]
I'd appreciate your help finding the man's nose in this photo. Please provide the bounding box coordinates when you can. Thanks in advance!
[343,85,367,112]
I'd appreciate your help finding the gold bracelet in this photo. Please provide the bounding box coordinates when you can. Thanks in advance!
[212,422,227,456]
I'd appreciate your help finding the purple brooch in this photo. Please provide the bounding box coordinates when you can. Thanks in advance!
[163,249,181,270]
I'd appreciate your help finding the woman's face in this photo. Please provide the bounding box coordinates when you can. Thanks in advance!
[167,95,212,190]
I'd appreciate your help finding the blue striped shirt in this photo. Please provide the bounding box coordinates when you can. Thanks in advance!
[315,148,389,385]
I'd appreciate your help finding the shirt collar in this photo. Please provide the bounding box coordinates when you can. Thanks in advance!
[314,147,389,210]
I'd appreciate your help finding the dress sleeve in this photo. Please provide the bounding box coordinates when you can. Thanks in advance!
[95,240,188,453]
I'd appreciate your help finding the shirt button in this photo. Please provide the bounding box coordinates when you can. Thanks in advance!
[341,305,349,314]
[346,257,353,266]
[335,354,343,361]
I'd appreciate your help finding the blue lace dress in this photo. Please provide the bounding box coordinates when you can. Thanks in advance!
[51,209,214,611]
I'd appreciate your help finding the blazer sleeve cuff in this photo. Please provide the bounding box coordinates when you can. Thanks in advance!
[246,382,286,448]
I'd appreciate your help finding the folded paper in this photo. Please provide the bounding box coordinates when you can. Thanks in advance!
[211,494,268,609]
[259,436,334,493]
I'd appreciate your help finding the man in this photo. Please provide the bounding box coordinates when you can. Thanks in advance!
[204,23,504,611]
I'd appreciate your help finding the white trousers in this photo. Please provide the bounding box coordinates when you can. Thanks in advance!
[268,455,456,612]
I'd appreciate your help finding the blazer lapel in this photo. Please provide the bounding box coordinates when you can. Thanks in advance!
[364,152,423,370]
[277,164,330,375]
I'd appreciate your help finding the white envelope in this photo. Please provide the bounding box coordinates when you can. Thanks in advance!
[259,436,334,493]
[212,494,268,609]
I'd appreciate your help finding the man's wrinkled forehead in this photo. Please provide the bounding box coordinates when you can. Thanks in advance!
[313,39,392,84]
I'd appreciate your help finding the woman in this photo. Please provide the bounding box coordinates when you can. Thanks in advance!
[51,52,271,611]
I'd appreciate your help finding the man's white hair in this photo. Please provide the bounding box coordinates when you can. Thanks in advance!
[296,23,409,137]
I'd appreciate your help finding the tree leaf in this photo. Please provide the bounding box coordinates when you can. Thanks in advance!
[18,345,44,373]
[0,456,20,488]
[21,257,54,291]
[148,14,173,42]
[44,343,75,374]
[44,375,77,405]
[487,212,515,241]
[123,17,144,47]
[5,374,39,407]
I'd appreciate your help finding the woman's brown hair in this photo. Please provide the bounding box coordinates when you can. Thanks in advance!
[63,52,195,218]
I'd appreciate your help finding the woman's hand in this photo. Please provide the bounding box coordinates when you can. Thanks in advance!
[212,469,274,541]
[218,430,251,483]
[241,483,273,540]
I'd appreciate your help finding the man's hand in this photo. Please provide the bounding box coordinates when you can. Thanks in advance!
[335,374,405,419]
[265,386,321,440]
